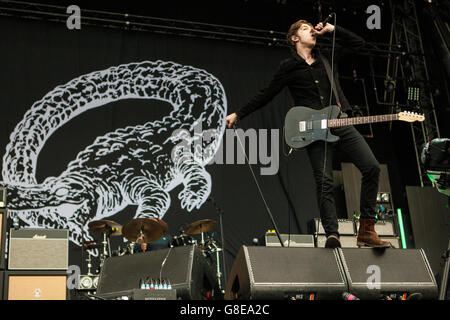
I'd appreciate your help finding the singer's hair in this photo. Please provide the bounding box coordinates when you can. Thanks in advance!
[286,19,314,53]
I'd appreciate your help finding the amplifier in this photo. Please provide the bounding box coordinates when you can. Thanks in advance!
[0,270,3,298]
[0,209,6,269]
[3,270,68,300]
[355,219,397,236]
[225,246,347,300]
[8,228,68,270]
[316,235,401,248]
[310,218,356,235]
[97,289,177,300]
[265,233,314,247]
[0,187,6,208]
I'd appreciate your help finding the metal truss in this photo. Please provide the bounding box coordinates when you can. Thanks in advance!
[0,0,412,58]
[386,0,441,186]
[0,0,289,46]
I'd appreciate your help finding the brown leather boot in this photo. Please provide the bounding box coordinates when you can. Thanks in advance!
[357,218,391,248]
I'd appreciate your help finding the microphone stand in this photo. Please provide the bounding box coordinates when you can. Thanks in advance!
[232,124,285,247]
[208,195,227,292]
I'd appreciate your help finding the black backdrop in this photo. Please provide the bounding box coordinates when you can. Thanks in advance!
[0,15,320,284]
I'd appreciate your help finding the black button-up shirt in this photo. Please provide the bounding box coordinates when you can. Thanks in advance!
[236,26,366,120]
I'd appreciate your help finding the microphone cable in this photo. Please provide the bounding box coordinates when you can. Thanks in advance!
[232,124,284,247]
[319,13,337,236]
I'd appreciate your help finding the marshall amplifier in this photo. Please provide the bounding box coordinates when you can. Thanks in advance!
[3,270,68,300]
[310,218,356,236]
[0,270,3,298]
[0,187,6,208]
[0,209,6,269]
[8,228,69,270]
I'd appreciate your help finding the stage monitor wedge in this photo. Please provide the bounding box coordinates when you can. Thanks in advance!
[97,245,219,300]
[224,246,347,300]
[338,248,438,300]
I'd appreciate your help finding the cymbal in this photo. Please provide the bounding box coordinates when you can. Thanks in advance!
[122,218,166,243]
[88,220,122,236]
[184,219,218,235]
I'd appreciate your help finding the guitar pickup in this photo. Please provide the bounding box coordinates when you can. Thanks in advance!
[299,121,313,132]
[299,121,306,132]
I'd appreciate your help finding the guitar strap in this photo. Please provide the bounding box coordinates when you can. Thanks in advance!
[319,53,341,107]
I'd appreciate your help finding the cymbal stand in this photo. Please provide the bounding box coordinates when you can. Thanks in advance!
[99,232,111,268]
[208,196,227,288]
[211,242,224,293]
[86,250,93,276]
[200,230,205,246]
[129,242,135,254]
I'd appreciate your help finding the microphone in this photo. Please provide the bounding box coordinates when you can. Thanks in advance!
[321,13,334,25]
[313,13,335,36]
[342,292,360,300]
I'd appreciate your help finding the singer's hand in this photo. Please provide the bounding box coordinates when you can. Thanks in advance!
[314,22,335,35]
[225,113,238,128]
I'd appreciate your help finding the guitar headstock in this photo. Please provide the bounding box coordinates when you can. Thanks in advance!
[398,111,425,122]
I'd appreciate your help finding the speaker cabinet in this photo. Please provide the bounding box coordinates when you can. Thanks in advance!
[338,248,438,300]
[3,271,68,300]
[0,271,3,299]
[406,186,450,275]
[8,228,68,270]
[97,245,219,300]
[225,246,347,300]
[0,209,6,270]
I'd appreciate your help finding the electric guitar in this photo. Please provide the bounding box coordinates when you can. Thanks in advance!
[284,105,425,149]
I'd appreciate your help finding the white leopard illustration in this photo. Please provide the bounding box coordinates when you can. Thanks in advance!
[1,60,227,246]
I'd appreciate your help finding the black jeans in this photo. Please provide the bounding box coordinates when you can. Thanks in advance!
[306,125,380,238]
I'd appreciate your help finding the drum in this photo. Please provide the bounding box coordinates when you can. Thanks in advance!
[148,233,172,251]
[171,234,195,247]
[200,238,222,258]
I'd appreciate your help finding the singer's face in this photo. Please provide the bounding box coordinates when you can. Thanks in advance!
[293,23,316,47]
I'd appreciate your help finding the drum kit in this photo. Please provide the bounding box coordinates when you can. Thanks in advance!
[81,217,224,291]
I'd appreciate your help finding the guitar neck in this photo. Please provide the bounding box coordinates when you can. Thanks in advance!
[328,114,399,128]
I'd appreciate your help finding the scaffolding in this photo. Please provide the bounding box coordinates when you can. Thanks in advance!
[386,0,441,186]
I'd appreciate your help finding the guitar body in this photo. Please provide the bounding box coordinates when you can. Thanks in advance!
[284,105,341,149]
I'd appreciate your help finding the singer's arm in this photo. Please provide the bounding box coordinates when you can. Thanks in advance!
[317,23,366,52]
[334,25,366,51]
[235,60,289,120]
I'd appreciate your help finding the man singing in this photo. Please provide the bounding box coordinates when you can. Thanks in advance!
[225,19,390,249]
